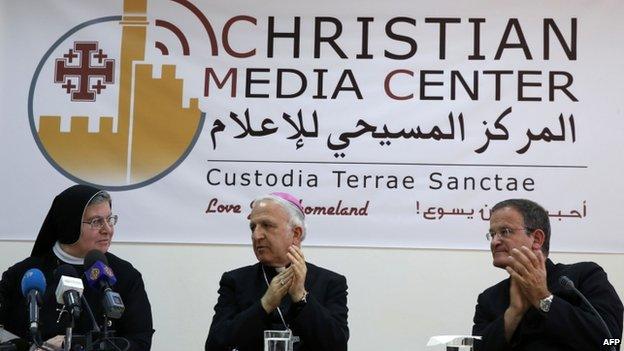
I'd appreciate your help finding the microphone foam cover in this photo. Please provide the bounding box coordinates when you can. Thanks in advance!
[84,260,117,289]
[20,268,46,297]
[559,275,575,290]
[84,249,108,268]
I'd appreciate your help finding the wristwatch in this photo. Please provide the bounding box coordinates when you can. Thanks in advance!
[539,294,554,313]
[295,291,308,305]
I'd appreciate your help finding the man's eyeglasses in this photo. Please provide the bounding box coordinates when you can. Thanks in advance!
[82,215,118,230]
[485,227,532,241]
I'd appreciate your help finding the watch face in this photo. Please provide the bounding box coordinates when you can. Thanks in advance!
[540,296,553,312]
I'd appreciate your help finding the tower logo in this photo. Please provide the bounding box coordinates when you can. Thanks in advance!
[29,0,205,190]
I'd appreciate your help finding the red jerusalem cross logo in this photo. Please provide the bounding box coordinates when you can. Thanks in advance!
[54,41,115,102]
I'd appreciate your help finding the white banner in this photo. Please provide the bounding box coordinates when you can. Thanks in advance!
[1,0,623,253]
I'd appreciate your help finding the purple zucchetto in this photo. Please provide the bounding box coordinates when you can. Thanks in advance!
[270,192,305,217]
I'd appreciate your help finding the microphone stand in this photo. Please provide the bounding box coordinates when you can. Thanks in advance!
[81,295,99,351]
[28,291,47,350]
[570,289,616,351]
[100,315,112,351]
[560,276,617,351]
[102,316,109,339]
[64,317,74,351]
[30,330,44,349]
[31,333,56,351]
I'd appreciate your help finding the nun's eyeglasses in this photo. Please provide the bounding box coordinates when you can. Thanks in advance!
[82,215,118,230]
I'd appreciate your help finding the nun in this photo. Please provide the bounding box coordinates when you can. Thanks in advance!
[0,184,154,350]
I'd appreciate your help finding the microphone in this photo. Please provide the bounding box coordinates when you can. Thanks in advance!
[20,269,46,336]
[83,250,125,319]
[54,265,83,319]
[559,275,576,290]
[559,276,616,351]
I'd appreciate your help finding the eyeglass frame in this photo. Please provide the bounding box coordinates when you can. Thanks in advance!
[485,227,534,241]
[82,214,118,230]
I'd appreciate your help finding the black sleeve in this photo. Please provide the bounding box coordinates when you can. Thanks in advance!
[472,292,510,351]
[0,265,23,337]
[0,265,31,346]
[115,271,154,351]
[289,274,349,351]
[473,264,624,351]
[534,264,623,351]
[0,268,11,327]
[205,272,270,351]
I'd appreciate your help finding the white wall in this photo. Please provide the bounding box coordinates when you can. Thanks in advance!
[1,241,622,350]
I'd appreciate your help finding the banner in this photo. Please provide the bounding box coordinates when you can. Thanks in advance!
[1,0,623,253]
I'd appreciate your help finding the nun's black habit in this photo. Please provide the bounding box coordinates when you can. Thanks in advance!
[0,185,154,350]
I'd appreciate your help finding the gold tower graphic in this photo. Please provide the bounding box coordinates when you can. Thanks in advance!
[38,0,203,186]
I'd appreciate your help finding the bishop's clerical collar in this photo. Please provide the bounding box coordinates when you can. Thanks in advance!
[262,265,287,279]
[53,241,84,265]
